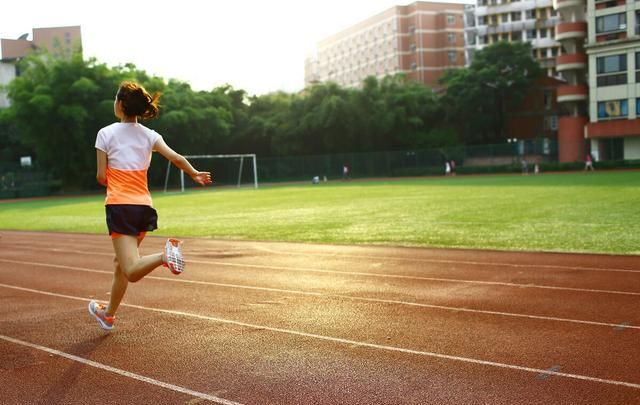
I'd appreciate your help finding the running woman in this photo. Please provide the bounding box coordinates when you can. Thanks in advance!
[89,81,212,331]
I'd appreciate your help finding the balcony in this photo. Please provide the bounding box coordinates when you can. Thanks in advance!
[554,0,584,11]
[557,84,588,103]
[556,53,587,71]
[596,31,627,42]
[556,21,587,41]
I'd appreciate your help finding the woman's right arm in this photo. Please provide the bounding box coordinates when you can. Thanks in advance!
[154,137,212,186]
[96,149,108,186]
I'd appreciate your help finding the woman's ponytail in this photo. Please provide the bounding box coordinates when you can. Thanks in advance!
[117,81,162,121]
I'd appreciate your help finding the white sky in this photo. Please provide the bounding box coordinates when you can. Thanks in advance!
[0,0,471,96]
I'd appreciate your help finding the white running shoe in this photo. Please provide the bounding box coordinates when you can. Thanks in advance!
[88,300,114,331]
[163,238,185,275]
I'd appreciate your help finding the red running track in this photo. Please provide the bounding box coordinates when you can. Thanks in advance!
[1,230,640,404]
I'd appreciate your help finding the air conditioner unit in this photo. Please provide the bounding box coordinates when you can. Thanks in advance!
[605,101,621,116]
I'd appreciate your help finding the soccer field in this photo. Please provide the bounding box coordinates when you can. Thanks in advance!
[0,171,638,254]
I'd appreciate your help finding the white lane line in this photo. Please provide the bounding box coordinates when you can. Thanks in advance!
[0,334,245,405]
[188,260,640,297]
[8,241,640,274]
[2,283,640,391]
[4,252,639,297]
[249,245,640,274]
[2,258,639,331]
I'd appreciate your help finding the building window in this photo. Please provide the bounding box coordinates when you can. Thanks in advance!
[526,9,535,19]
[527,29,536,39]
[540,28,547,38]
[501,14,509,23]
[596,13,626,33]
[448,51,457,63]
[596,54,627,86]
[447,14,455,24]
[411,62,417,71]
[544,90,553,110]
[409,25,416,34]
[410,43,417,52]
[511,12,521,21]
[448,33,456,43]
[597,99,628,119]
[478,35,487,44]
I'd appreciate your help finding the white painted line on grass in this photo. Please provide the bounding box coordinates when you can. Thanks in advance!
[0,334,245,405]
[1,258,639,331]
[2,282,640,391]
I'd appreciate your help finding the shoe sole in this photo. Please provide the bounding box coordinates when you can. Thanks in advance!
[88,301,114,331]
[166,239,184,275]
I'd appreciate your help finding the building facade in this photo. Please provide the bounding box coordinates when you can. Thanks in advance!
[305,1,466,89]
[0,26,82,108]
[465,0,562,77]
[583,0,640,160]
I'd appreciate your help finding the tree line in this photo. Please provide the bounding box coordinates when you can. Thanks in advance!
[0,42,541,189]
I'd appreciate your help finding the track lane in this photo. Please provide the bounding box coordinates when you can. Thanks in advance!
[2,260,640,386]
[2,288,640,405]
[3,230,640,404]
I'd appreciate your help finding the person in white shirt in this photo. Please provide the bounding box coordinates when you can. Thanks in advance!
[88,81,212,331]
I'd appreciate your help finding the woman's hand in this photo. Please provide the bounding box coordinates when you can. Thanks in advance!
[191,171,212,186]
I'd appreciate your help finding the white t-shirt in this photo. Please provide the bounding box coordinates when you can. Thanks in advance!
[95,123,162,206]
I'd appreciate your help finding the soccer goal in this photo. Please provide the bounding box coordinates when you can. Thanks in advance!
[163,154,258,192]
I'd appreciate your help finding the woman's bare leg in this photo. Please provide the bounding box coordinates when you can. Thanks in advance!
[112,235,163,282]
[104,236,163,317]
[106,256,129,317]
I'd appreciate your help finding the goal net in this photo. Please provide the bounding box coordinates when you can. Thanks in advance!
[163,154,258,192]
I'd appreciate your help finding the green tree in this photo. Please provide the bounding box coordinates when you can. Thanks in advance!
[7,51,123,188]
[440,41,542,144]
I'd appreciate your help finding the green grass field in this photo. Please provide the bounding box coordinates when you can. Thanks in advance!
[1,171,638,254]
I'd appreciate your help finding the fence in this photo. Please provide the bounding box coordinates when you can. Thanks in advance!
[0,162,61,199]
[0,138,573,197]
[254,138,558,183]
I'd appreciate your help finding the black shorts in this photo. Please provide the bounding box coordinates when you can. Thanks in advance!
[105,204,158,237]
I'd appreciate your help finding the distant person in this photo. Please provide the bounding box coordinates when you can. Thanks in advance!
[450,160,456,176]
[534,163,540,175]
[521,158,529,175]
[445,161,451,176]
[584,153,595,171]
[89,81,212,331]
[342,164,350,180]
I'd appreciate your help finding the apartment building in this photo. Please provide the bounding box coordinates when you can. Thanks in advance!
[0,26,82,108]
[305,1,466,89]
[465,0,561,77]
[552,0,640,161]
[583,0,640,160]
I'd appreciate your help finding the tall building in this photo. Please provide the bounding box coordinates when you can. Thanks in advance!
[553,0,588,162]
[464,0,561,77]
[0,26,82,108]
[305,1,466,89]
[552,0,640,162]
[583,0,640,160]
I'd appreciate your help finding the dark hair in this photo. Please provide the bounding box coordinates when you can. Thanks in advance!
[116,81,161,121]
